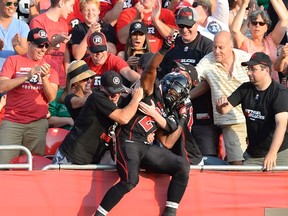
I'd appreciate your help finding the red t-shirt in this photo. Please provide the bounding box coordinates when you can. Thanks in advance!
[99,0,139,19]
[84,53,129,87]
[0,55,59,124]
[116,7,177,52]
[66,0,84,32]
[30,13,69,87]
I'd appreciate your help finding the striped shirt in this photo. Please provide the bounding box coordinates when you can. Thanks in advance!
[196,49,251,125]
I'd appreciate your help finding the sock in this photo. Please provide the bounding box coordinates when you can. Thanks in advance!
[94,205,108,216]
[162,201,178,216]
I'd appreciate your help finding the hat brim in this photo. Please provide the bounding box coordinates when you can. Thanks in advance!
[176,19,195,27]
[130,30,146,35]
[70,70,95,86]
[241,61,258,66]
[107,85,128,94]
[89,45,108,53]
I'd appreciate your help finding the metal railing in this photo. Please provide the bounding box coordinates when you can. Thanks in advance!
[0,145,33,171]
[42,164,288,171]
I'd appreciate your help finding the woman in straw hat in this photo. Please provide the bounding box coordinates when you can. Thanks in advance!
[59,60,95,121]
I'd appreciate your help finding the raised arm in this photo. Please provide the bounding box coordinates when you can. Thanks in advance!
[151,0,176,39]
[270,0,288,45]
[230,0,250,48]
[274,44,288,74]
[140,35,175,96]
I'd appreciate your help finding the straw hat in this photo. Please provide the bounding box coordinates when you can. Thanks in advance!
[67,60,95,87]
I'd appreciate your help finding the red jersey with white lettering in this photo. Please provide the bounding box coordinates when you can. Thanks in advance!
[0,55,59,124]
[66,0,84,32]
[99,0,139,19]
[116,7,177,52]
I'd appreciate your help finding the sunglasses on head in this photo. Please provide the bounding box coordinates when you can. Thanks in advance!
[178,24,193,29]
[192,2,200,8]
[251,21,266,26]
[31,42,49,49]
[5,1,19,7]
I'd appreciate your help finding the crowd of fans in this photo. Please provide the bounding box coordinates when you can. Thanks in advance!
[1,0,288,215]
[0,0,287,172]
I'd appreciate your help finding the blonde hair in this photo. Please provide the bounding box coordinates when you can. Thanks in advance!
[79,0,100,11]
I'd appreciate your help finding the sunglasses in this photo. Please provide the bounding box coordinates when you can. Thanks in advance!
[81,77,92,82]
[178,24,194,29]
[192,2,200,8]
[251,21,266,26]
[31,42,49,49]
[5,1,19,7]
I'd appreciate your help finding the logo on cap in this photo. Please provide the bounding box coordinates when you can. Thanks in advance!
[113,77,120,85]
[93,35,103,45]
[134,22,142,29]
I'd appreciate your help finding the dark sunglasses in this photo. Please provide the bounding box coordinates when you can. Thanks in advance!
[192,2,200,8]
[178,24,193,29]
[251,21,266,26]
[31,42,49,49]
[81,77,92,82]
[5,1,19,7]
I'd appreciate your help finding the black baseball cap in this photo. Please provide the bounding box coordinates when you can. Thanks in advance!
[174,61,198,82]
[129,21,148,35]
[28,28,50,45]
[176,7,198,27]
[241,52,272,67]
[101,70,127,94]
[87,32,108,53]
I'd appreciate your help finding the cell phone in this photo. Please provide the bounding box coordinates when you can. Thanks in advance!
[0,92,7,99]
[135,54,142,58]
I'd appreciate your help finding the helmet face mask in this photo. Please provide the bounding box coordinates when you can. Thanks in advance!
[161,72,190,109]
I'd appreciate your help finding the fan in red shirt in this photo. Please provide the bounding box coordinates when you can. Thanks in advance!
[84,32,140,87]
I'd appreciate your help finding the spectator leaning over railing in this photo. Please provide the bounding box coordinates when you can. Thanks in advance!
[52,70,143,165]
[189,31,251,165]
[216,52,288,171]
[0,28,59,164]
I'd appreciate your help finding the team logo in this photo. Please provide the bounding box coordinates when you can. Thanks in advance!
[29,74,40,84]
[207,21,222,35]
[93,35,103,45]
[134,22,142,29]
[113,77,120,85]
[38,30,47,38]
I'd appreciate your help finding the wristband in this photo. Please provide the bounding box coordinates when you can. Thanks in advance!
[179,117,186,127]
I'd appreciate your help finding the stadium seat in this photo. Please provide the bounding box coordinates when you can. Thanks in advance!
[10,155,51,170]
[45,128,69,156]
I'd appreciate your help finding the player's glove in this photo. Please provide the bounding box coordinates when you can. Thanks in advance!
[159,30,178,55]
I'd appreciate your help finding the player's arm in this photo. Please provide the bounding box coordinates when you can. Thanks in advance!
[141,35,175,96]
[156,104,187,149]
